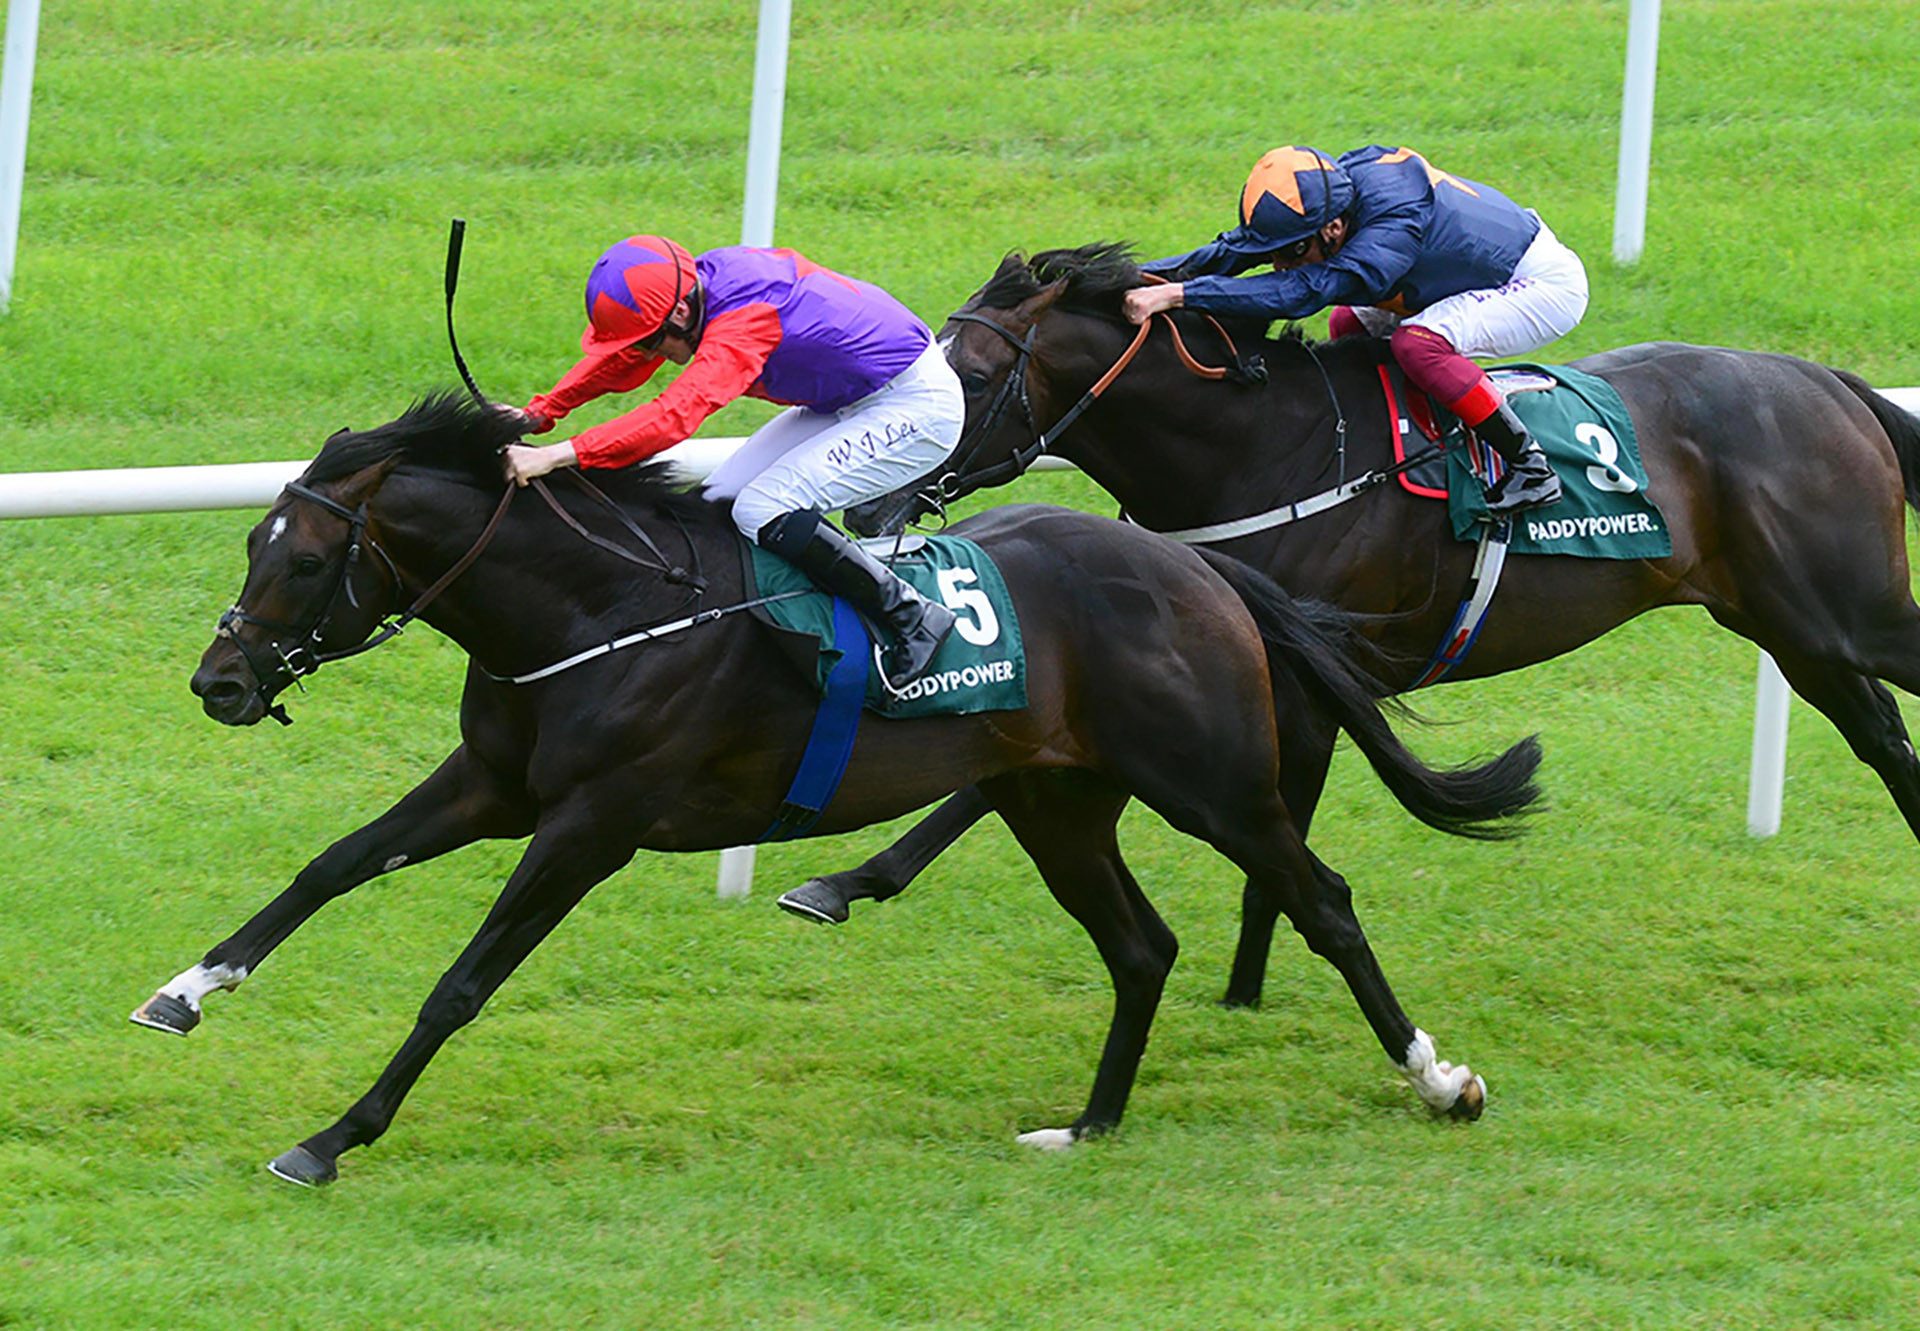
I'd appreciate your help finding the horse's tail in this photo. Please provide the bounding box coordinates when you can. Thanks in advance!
[1197,548,1543,839]
[1833,369,1920,512]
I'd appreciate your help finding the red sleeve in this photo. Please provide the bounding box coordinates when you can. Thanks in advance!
[526,342,665,423]
[570,303,784,469]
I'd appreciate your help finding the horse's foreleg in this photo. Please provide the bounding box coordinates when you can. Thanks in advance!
[776,785,993,924]
[981,772,1177,1150]
[130,744,533,1037]
[1222,723,1337,1009]
[267,810,636,1187]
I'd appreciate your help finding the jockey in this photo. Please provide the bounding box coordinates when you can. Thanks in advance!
[504,236,963,690]
[1123,146,1589,515]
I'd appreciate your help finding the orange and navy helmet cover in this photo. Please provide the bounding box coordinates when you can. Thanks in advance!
[580,235,698,354]
[1219,147,1355,257]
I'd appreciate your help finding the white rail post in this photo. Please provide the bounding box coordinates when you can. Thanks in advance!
[1612,0,1661,264]
[740,0,791,249]
[0,0,42,313]
[1747,652,1791,837]
[715,0,794,898]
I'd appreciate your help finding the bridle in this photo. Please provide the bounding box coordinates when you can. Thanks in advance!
[933,308,1178,506]
[927,293,1281,509]
[216,478,516,725]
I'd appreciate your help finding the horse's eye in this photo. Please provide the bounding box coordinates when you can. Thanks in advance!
[962,372,992,395]
[291,554,327,578]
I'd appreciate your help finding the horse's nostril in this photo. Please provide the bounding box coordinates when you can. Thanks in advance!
[194,675,244,706]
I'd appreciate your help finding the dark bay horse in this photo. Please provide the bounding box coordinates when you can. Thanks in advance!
[801,243,1920,1007]
[138,394,1540,1184]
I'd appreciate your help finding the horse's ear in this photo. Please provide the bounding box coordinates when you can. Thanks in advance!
[328,456,402,509]
[1011,277,1069,328]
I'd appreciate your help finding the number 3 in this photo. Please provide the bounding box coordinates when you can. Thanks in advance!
[1574,422,1638,494]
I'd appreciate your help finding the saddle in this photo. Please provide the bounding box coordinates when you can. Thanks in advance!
[1377,361,1672,560]
[741,532,1029,717]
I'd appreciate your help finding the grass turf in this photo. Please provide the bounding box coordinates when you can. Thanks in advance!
[3,1,1920,1326]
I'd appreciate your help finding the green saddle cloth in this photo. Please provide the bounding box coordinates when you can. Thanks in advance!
[1447,364,1672,560]
[746,534,1029,718]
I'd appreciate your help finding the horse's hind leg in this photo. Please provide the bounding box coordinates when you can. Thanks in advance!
[130,744,534,1037]
[1142,777,1487,1121]
[777,786,994,925]
[1284,850,1486,1118]
[1752,645,1920,836]
[1221,719,1339,1010]
[1712,595,1920,840]
[980,770,1179,1149]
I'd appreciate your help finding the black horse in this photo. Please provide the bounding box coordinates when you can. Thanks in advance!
[135,393,1540,1184]
[795,243,1920,1008]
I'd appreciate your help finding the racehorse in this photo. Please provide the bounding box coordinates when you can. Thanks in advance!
[135,393,1542,1185]
[794,242,1920,1008]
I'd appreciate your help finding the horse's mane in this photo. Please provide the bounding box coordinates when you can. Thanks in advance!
[973,242,1146,316]
[301,390,711,519]
[968,242,1276,347]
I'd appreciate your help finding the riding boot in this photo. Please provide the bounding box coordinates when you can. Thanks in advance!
[761,511,956,691]
[1474,400,1562,515]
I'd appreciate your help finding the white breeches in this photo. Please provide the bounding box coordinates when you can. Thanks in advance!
[705,342,966,539]
[1350,218,1590,358]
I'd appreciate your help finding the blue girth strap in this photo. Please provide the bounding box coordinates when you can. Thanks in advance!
[1411,518,1513,688]
[762,596,869,841]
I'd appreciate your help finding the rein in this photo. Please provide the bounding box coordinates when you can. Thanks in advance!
[929,268,1328,511]
[937,301,1261,502]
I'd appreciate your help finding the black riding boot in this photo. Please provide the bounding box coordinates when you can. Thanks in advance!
[760,510,956,691]
[1475,400,1562,515]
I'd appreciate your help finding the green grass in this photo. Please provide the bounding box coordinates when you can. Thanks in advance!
[5,1,1920,1327]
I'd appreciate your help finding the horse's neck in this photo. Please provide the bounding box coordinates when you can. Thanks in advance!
[373,477,696,669]
[1061,338,1352,531]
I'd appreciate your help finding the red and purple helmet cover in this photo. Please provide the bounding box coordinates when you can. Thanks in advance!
[580,235,698,354]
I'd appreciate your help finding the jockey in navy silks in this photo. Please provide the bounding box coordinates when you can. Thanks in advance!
[1124,146,1589,515]
[505,236,963,689]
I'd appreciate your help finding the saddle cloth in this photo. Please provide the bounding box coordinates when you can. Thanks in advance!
[744,533,1029,717]
[1382,362,1672,560]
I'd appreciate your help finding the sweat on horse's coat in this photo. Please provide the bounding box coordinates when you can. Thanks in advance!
[137,393,1543,1184]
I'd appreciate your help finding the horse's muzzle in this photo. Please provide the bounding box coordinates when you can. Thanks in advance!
[191,646,268,727]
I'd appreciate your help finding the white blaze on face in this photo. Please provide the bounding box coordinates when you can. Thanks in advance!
[268,516,289,544]
[937,333,957,358]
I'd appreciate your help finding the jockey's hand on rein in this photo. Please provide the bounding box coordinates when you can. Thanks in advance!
[503,441,575,487]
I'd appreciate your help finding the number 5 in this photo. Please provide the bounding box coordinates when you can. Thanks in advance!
[936,568,1000,646]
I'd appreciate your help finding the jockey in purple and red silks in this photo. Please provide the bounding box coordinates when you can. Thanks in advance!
[1124,146,1590,515]
[505,236,964,689]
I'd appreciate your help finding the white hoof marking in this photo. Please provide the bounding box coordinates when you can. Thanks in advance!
[1398,1028,1483,1112]
[157,962,250,1013]
[1016,1127,1077,1151]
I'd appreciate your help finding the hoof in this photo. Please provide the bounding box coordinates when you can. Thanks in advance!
[129,992,199,1037]
[1015,1126,1078,1152]
[266,1145,337,1188]
[1447,1074,1488,1122]
[776,880,851,926]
